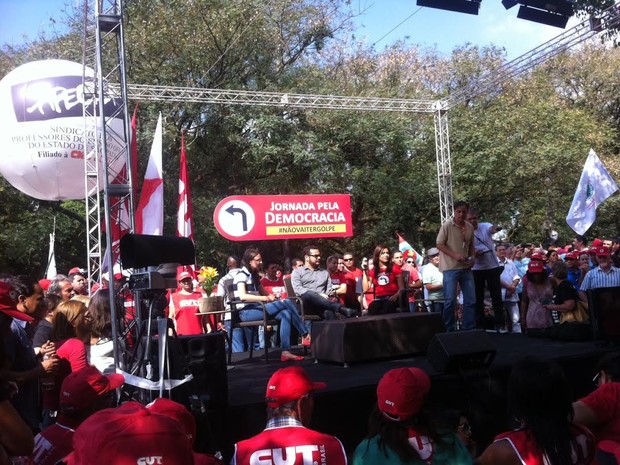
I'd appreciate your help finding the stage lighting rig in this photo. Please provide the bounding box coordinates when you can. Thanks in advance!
[416,0,481,15]
[503,0,575,28]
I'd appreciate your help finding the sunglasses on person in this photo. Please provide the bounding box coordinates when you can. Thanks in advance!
[406,260,414,264]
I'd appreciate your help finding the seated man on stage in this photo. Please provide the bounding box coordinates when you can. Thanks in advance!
[291,245,358,320]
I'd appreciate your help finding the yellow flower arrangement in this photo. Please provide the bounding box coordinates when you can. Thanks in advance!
[198,266,219,294]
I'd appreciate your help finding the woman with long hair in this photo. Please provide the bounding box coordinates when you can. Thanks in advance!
[353,367,472,464]
[87,291,114,374]
[42,300,91,427]
[363,245,404,315]
[475,357,595,465]
[520,261,554,334]
[234,248,308,362]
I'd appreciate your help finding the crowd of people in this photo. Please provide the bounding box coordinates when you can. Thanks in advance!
[2,198,620,463]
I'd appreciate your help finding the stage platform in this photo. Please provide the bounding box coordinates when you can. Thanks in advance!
[193,332,614,462]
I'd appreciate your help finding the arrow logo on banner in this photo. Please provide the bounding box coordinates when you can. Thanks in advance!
[225,204,248,231]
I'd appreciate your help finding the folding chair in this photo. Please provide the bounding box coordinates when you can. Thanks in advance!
[223,279,278,364]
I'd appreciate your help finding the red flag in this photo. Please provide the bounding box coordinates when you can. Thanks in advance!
[177,132,195,278]
[135,113,164,235]
[177,131,194,240]
[104,106,140,274]
[130,104,139,200]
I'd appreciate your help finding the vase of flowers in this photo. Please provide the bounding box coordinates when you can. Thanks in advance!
[198,266,221,314]
[198,266,219,295]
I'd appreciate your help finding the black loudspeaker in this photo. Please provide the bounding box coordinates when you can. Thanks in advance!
[120,234,195,269]
[427,330,496,373]
[588,287,620,342]
[148,332,228,409]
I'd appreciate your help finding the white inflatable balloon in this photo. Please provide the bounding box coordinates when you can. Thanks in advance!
[0,60,126,200]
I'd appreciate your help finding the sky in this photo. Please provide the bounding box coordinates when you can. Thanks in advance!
[0,0,579,61]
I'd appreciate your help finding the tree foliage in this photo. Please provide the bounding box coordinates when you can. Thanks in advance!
[1,1,620,276]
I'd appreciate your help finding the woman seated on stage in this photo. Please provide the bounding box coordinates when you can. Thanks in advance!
[475,357,595,465]
[234,247,308,362]
[363,245,404,315]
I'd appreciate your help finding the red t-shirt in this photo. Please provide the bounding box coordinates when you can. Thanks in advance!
[260,276,287,299]
[233,424,347,465]
[342,269,361,308]
[581,382,620,443]
[43,338,89,410]
[170,290,204,335]
[494,424,595,465]
[329,271,348,305]
[369,265,402,298]
[401,263,421,303]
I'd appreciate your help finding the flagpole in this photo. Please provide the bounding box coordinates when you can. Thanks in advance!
[45,217,57,279]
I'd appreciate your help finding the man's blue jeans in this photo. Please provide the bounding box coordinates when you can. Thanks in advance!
[442,268,476,331]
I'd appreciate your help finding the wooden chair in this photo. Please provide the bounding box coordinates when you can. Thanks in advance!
[223,279,279,364]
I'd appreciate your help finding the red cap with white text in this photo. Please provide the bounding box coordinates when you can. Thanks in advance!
[64,401,194,465]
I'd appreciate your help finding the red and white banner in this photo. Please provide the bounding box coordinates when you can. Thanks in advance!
[213,194,352,241]
[176,132,194,240]
[130,104,139,201]
[135,113,163,235]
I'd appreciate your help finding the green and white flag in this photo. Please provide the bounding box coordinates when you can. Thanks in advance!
[566,149,618,235]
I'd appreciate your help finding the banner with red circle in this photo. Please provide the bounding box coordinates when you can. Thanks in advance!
[213,194,353,241]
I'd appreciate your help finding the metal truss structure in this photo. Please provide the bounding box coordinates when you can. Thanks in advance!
[85,0,620,293]
[83,0,134,367]
[123,84,436,113]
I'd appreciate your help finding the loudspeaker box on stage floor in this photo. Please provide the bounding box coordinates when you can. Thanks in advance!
[148,332,228,409]
[427,330,496,373]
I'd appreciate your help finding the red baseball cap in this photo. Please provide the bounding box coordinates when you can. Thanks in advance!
[565,251,579,260]
[0,281,33,322]
[530,252,545,261]
[377,367,430,421]
[64,402,194,465]
[528,260,545,273]
[38,279,52,291]
[147,398,196,444]
[265,366,326,407]
[60,366,124,413]
[595,246,611,257]
[178,271,193,281]
[68,267,87,276]
[592,238,604,247]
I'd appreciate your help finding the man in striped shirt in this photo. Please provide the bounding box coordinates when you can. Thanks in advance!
[579,246,620,302]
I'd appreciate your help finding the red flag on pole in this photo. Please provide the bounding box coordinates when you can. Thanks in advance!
[177,131,196,278]
[130,104,139,201]
[103,105,139,276]
[135,113,164,235]
[177,131,194,241]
